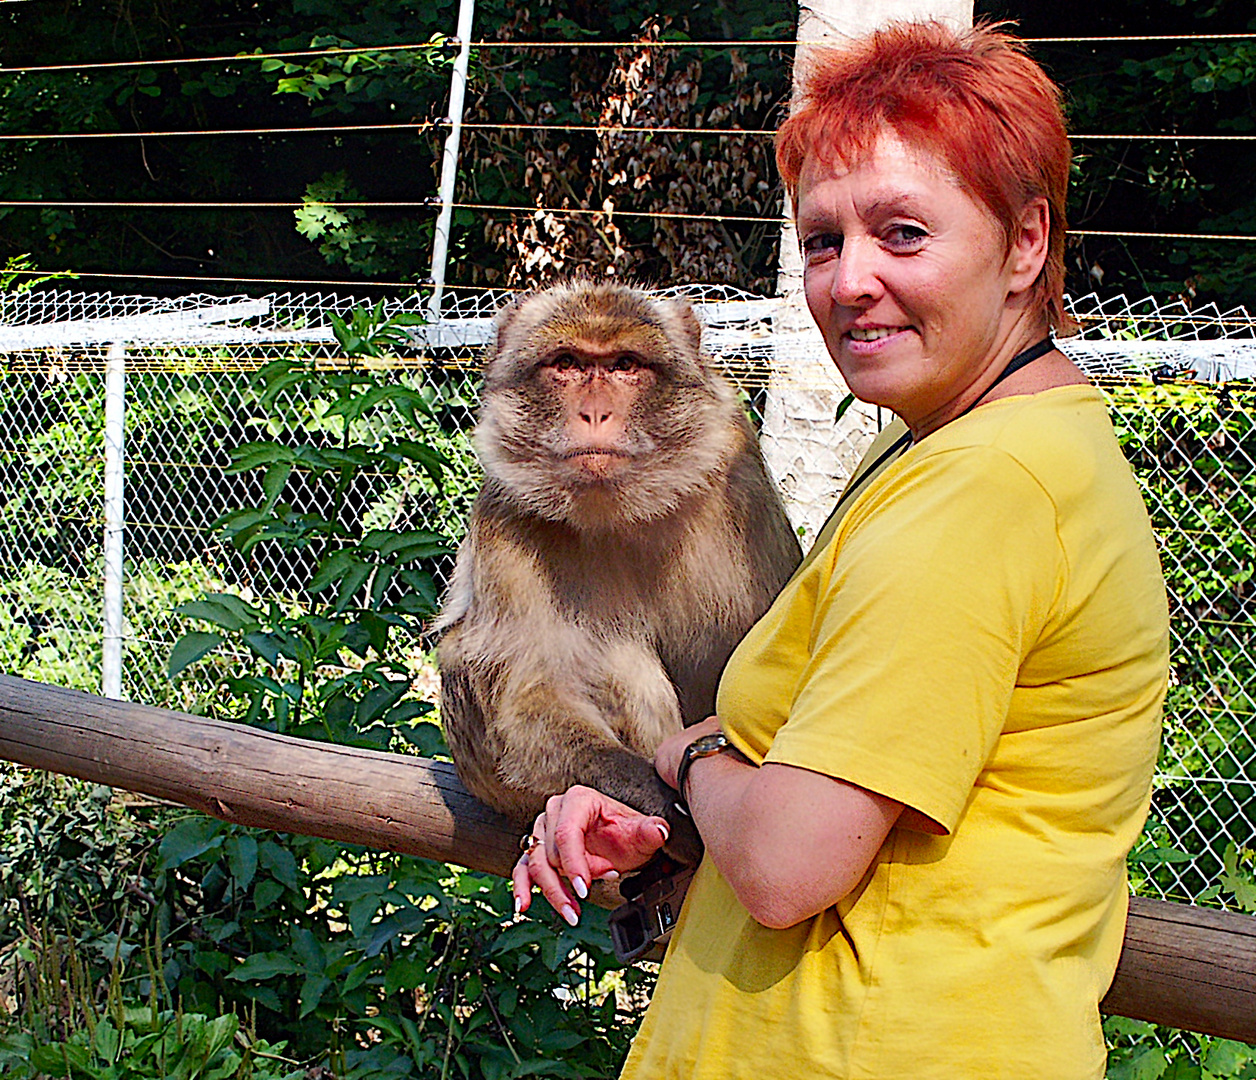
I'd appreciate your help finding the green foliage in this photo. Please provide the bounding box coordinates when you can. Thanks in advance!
[1105,1017,1256,1079]
[1105,381,1256,900]
[166,309,458,744]
[1,305,647,1076]
[20,1010,301,1080]
[990,0,1256,309]
[60,304,643,1076]
[1103,379,1256,1074]
[0,559,223,706]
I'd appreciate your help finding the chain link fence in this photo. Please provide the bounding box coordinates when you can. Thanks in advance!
[0,285,1253,909]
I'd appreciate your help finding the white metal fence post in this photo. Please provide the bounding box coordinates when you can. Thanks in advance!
[427,0,478,323]
[102,340,126,700]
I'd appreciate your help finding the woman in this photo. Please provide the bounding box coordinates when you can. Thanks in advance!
[514,21,1169,1079]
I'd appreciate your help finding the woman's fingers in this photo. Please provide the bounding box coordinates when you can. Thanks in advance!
[511,853,534,914]
[510,787,678,925]
[512,809,581,925]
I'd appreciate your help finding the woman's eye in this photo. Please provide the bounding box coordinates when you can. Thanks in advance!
[802,232,842,258]
[885,224,928,249]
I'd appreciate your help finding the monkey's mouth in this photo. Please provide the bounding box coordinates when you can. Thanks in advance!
[563,448,632,460]
[563,447,633,479]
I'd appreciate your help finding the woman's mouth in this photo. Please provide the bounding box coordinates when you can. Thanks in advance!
[847,326,908,343]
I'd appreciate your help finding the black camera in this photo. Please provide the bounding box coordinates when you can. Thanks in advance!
[608,864,696,963]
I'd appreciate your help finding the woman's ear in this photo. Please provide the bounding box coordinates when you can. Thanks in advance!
[1007,197,1050,297]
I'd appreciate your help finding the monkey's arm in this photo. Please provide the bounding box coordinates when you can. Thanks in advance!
[491,673,704,864]
[655,721,903,929]
[440,634,703,863]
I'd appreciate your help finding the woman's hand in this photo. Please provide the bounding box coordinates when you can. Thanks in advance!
[511,786,670,925]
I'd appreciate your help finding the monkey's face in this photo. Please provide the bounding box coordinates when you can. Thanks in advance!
[476,283,742,530]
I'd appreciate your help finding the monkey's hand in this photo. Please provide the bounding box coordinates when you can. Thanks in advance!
[512,786,669,926]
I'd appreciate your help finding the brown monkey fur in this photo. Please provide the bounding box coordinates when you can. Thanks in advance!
[435,281,801,863]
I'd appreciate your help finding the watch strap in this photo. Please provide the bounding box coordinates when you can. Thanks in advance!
[675,731,731,804]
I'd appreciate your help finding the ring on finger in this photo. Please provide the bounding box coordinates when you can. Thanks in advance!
[520,832,542,854]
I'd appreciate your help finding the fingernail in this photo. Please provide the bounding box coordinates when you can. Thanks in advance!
[656,823,670,842]
[599,870,620,882]
[572,877,588,899]
[561,904,579,927]
[513,894,522,916]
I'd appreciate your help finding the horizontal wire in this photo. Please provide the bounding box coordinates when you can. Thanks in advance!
[0,42,450,76]
[460,202,1256,239]
[0,197,1251,241]
[4,122,1256,141]
[1,33,1255,77]
[0,267,502,290]
[0,120,442,141]
[0,199,440,209]
[1072,228,1256,241]
[452,199,772,223]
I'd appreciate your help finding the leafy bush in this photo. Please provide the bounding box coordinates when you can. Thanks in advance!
[0,307,650,1078]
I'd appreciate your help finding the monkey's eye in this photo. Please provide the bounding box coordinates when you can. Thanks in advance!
[610,354,639,373]
[549,353,580,372]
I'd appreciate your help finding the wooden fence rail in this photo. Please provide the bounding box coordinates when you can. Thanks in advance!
[0,673,1253,1044]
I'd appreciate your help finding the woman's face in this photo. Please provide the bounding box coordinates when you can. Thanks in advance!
[796,130,1042,436]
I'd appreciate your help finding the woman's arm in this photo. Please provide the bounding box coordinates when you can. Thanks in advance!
[515,717,903,929]
[656,718,903,928]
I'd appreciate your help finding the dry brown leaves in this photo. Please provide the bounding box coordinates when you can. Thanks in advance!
[461,12,789,292]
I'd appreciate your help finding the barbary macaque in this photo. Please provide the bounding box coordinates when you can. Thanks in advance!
[436,281,801,862]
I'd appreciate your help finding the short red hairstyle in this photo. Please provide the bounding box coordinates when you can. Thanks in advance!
[777,21,1074,332]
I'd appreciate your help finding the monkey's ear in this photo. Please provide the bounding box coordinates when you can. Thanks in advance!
[660,297,704,357]
[486,296,527,370]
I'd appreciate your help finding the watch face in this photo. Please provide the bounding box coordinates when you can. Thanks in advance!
[688,733,728,756]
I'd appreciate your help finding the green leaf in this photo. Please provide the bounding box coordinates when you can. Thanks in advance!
[224,834,259,889]
[395,719,445,757]
[177,592,264,631]
[1220,843,1256,912]
[168,631,224,678]
[258,839,302,893]
[298,974,333,1017]
[383,955,429,996]
[202,1013,239,1060]
[365,908,430,956]
[356,679,409,726]
[226,440,294,473]
[262,461,292,512]
[30,1043,93,1074]
[253,879,285,911]
[241,631,283,667]
[334,559,374,611]
[158,817,225,869]
[227,951,303,981]
[308,549,357,593]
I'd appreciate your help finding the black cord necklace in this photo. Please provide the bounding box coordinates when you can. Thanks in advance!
[959,335,1055,421]
[827,335,1055,520]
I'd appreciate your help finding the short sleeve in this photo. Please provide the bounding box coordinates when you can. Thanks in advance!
[765,445,1065,832]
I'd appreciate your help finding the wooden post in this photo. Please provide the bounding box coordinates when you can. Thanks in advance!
[0,673,1253,1043]
[0,674,518,879]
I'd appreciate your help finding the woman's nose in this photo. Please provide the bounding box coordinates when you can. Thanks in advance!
[831,239,882,307]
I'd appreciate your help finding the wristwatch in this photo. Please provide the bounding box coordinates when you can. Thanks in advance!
[675,731,732,803]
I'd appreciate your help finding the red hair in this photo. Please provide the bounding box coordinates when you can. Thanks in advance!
[777,21,1073,332]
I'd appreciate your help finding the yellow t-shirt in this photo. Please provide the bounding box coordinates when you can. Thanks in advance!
[620,386,1169,1080]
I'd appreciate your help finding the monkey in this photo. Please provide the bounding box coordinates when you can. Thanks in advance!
[435,281,801,864]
